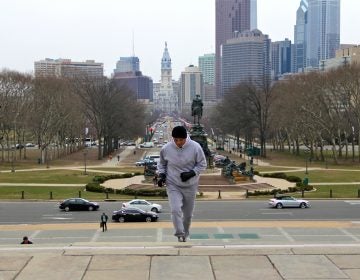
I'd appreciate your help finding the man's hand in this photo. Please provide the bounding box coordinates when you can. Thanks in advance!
[157,173,166,187]
[180,170,196,182]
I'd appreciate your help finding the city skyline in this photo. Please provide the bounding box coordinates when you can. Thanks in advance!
[1,0,359,82]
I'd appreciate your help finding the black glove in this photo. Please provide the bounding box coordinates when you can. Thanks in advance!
[157,173,166,187]
[180,170,196,182]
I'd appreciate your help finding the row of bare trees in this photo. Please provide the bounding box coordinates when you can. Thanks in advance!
[210,64,360,163]
[0,70,147,163]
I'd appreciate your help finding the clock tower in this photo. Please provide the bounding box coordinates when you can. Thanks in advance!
[157,42,178,113]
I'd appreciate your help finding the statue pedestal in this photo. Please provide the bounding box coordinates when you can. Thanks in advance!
[190,124,213,168]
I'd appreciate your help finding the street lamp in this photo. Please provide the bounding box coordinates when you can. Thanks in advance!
[352,126,355,162]
[305,158,308,175]
[325,148,328,169]
[11,119,16,173]
[83,149,88,175]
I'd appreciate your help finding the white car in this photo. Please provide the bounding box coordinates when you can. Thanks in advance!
[268,196,311,209]
[140,142,154,148]
[122,199,162,213]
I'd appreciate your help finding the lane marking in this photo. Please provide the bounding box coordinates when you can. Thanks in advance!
[217,226,229,243]
[156,228,163,242]
[278,227,295,242]
[42,217,73,220]
[338,228,360,242]
[344,201,360,205]
[90,229,102,242]
[261,212,293,215]
[30,230,41,240]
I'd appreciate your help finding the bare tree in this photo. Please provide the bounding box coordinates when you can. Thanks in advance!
[0,70,32,163]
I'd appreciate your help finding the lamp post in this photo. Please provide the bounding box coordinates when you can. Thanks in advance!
[325,148,328,169]
[305,158,308,175]
[83,149,88,175]
[352,126,355,162]
[11,119,16,173]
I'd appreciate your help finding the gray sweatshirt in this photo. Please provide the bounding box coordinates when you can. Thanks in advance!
[158,136,207,188]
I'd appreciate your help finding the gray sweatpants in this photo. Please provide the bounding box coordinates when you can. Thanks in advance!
[167,185,197,237]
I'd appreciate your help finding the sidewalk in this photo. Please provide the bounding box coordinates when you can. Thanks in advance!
[1,221,360,279]
[1,243,360,279]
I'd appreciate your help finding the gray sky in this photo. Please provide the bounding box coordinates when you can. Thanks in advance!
[0,0,358,82]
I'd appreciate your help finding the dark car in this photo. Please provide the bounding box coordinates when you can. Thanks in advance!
[59,198,99,212]
[112,207,158,223]
[135,158,155,166]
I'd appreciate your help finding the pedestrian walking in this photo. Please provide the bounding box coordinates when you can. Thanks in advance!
[100,212,108,232]
[157,126,207,242]
[21,236,33,244]
[117,155,120,162]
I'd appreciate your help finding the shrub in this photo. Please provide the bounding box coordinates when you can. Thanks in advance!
[116,188,167,197]
[286,175,302,183]
[85,182,104,193]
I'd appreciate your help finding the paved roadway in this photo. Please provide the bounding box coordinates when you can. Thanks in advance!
[1,200,360,225]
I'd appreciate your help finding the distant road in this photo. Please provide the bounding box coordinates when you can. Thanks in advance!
[1,200,360,224]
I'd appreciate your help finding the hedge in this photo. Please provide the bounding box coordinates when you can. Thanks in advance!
[248,172,313,196]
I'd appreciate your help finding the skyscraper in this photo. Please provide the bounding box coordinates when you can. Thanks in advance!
[271,39,292,80]
[250,0,257,30]
[199,53,216,102]
[306,0,340,69]
[215,0,252,99]
[113,56,140,74]
[198,54,215,85]
[221,29,271,94]
[294,0,308,73]
[179,65,204,113]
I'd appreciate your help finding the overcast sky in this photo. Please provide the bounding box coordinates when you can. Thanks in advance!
[1,0,358,81]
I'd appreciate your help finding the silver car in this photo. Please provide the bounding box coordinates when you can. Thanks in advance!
[268,196,310,209]
[122,199,162,213]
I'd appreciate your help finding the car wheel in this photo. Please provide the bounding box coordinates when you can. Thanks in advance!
[88,206,94,211]
[276,203,283,209]
[64,206,70,212]
[151,207,158,213]
[145,217,152,223]
[300,202,306,209]
[118,217,125,223]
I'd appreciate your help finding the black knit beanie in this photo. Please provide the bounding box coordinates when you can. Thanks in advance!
[172,126,187,138]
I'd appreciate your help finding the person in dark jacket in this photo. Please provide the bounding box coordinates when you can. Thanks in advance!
[100,212,108,232]
[157,126,207,242]
[21,236,33,244]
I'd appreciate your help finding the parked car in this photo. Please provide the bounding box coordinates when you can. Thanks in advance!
[122,199,162,213]
[135,158,155,166]
[59,198,99,212]
[25,143,36,148]
[268,196,310,209]
[15,144,24,149]
[140,142,154,148]
[112,208,159,223]
[144,154,160,164]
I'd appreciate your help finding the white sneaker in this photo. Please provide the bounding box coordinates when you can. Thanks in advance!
[177,236,186,242]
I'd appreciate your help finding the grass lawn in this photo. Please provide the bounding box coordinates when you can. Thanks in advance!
[0,170,112,184]
[0,186,161,200]
[300,185,360,199]
[90,167,144,173]
[249,185,360,200]
[277,170,360,183]
[256,166,300,173]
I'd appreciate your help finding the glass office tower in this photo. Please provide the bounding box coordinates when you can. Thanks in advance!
[294,0,308,73]
[215,0,251,98]
[306,0,340,69]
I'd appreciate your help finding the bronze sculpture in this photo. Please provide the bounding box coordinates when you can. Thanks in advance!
[191,94,203,125]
